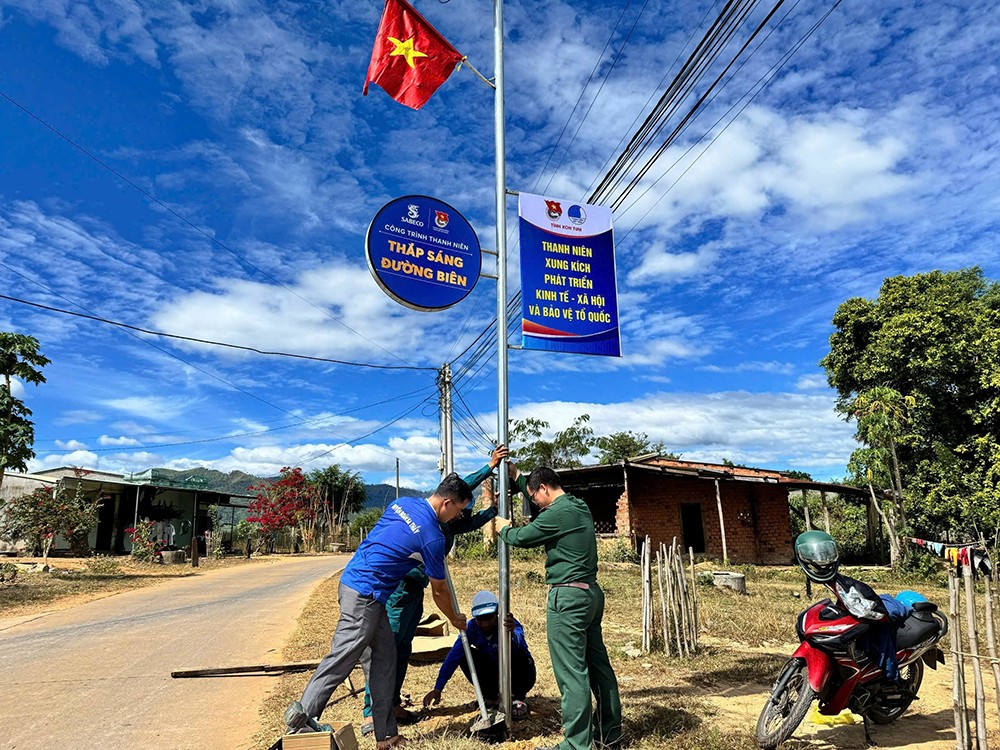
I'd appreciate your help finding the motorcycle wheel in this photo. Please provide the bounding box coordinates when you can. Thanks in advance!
[867,660,924,725]
[755,659,816,749]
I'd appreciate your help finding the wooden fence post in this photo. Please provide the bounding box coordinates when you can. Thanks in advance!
[963,564,988,750]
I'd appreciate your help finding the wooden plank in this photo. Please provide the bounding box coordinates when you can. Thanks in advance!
[171,660,321,678]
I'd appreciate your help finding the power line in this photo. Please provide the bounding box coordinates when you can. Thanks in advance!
[0,293,437,372]
[615,0,838,238]
[35,384,437,454]
[2,262,306,419]
[0,88,419,369]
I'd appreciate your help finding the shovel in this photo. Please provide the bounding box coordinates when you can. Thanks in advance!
[443,561,509,742]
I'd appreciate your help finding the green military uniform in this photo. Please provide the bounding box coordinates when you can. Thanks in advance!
[500,476,622,750]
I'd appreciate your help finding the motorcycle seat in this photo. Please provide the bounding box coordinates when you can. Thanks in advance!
[911,601,937,613]
[896,613,941,649]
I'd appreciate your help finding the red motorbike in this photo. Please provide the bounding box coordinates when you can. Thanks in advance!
[755,578,947,748]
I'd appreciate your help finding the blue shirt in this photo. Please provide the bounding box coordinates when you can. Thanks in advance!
[341,496,447,603]
[434,617,531,691]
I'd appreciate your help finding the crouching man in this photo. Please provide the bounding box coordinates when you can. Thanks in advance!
[422,590,536,720]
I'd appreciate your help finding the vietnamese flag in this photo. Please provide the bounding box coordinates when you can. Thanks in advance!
[363,0,464,110]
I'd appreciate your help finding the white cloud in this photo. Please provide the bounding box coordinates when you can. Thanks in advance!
[98,435,141,447]
[103,396,194,421]
[10,377,25,398]
[795,374,829,391]
[627,244,718,285]
[32,449,99,471]
[54,439,88,450]
[701,361,796,375]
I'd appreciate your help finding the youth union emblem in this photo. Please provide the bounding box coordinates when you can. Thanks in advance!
[545,200,562,220]
[434,210,449,229]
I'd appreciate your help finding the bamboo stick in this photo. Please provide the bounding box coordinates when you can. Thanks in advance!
[950,566,970,750]
[656,548,670,656]
[674,540,692,653]
[641,538,649,653]
[962,564,988,750]
[983,572,1000,727]
[648,537,654,652]
[666,542,685,656]
[689,547,699,649]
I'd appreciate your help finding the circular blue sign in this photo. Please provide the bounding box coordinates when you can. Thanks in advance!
[366,195,482,312]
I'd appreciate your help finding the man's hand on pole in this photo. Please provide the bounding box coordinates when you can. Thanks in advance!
[489,444,509,470]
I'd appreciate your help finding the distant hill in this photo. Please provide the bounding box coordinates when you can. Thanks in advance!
[149,467,431,505]
[154,467,262,496]
[363,483,431,508]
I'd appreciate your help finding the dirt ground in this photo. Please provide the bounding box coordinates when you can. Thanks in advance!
[254,560,997,750]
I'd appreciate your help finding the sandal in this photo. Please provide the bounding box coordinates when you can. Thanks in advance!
[512,700,529,720]
[361,720,374,737]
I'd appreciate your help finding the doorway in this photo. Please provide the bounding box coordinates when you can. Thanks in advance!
[680,502,706,553]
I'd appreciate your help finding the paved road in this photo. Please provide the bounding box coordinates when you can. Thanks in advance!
[0,555,348,750]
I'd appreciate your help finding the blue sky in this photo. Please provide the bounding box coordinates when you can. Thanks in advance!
[2,0,998,488]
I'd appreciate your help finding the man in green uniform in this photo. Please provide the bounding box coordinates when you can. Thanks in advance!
[497,465,622,750]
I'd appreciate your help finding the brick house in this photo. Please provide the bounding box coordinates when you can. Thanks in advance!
[551,456,866,564]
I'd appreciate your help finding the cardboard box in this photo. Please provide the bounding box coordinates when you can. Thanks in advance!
[282,723,358,750]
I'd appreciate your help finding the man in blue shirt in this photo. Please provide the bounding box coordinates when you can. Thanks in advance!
[360,447,508,735]
[422,590,536,720]
[286,473,472,750]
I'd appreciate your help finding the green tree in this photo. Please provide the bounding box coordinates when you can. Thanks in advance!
[308,464,367,530]
[594,430,672,464]
[0,333,50,489]
[821,268,1000,540]
[509,414,595,471]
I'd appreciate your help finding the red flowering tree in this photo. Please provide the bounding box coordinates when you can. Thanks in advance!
[247,467,317,552]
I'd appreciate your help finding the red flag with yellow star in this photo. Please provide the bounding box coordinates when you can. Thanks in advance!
[363,0,464,110]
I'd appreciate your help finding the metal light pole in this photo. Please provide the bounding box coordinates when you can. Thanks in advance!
[492,0,512,729]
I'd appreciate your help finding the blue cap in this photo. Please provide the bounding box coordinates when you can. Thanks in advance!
[471,590,499,617]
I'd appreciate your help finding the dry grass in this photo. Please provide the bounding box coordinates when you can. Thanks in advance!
[251,556,955,750]
[0,554,262,617]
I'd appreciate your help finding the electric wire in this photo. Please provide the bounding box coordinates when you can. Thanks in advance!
[609,0,791,212]
[35,385,437,454]
[532,0,637,194]
[0,294,438,371]
[582,0,725,198]
[1,262,304,420]
[0,88,419,369]
[614,0,822,231]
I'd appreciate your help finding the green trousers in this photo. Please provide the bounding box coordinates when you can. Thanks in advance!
[547,584,622,750]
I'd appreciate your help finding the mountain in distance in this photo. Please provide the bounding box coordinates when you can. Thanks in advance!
[151,467,430,507]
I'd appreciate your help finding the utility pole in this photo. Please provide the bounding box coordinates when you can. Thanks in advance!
[437,363,455,478]
[395,458,399,501]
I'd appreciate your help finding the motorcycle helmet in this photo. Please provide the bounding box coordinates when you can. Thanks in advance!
[795,530,840,583]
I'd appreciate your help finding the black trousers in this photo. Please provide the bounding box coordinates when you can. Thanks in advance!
[458,645,536,701]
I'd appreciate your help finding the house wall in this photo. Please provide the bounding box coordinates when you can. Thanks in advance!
[624,473,793,564]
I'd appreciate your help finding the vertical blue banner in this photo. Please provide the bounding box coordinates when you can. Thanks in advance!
[518,193,621,357]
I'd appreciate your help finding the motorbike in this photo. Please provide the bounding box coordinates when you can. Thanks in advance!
[754,578,948,749]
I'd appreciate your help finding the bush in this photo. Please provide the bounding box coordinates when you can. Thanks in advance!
[86,555,122,577]
[0,562,17,584]
[901,551,943,580]
[126,520,157,563]
[348,507,384,538]
[599,537,638,564]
